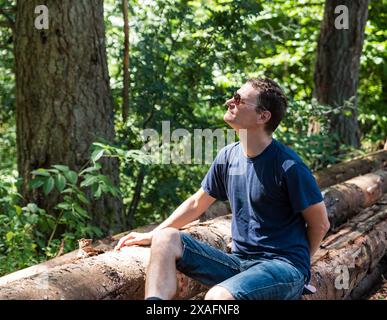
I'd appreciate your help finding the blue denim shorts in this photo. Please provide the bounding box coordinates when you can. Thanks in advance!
[176,232,307,300]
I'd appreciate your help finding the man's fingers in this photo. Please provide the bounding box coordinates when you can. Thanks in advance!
[114,234,134,251]
[123,239,140,247]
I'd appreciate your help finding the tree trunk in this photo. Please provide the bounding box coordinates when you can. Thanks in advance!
[312,0,369,147]
[313,150,387,189]
[14,0,122,231]
[305,194,387,300]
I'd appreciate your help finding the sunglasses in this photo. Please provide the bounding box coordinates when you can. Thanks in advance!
[230,92,268,112]
[233,92,242,105]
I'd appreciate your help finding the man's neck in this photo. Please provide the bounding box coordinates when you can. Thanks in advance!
[237,128,273,158]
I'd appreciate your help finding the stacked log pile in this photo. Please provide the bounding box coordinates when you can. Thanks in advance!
[0,150,386,300]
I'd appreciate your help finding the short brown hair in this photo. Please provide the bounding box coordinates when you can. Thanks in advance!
[247,77,288,133]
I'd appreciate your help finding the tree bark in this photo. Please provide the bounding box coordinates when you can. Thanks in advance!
[313,150,387,189]
[323,169,387,229]
[14,0,122,231]
[312,0,369,147]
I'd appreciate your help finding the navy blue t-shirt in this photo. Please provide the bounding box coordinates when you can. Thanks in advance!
[201,139,323,282]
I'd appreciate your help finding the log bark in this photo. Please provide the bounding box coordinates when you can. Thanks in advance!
[323,169,387,229]
[305,194,387,300]
[313,150,387,189]
[0,224,156,287]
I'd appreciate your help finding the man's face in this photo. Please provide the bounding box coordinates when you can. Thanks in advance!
[224,83,265,130]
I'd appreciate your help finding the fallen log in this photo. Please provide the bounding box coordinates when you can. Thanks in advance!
[313,149,387,189]
[0,200,230,287]
[323,169,387,229]
[1,169,386,289]
[2,193,387,300]
[0,215,232,300]
[3,151,383,287]
[305,194,387,300]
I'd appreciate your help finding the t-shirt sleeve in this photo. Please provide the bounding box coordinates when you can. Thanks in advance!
[201,151,228,201]
[282,161,323,213]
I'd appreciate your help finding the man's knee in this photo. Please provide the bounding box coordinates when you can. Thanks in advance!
[151,228,183,258]
[205,286,235,300]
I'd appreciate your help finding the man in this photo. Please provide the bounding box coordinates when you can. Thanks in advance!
[115,77,330,300]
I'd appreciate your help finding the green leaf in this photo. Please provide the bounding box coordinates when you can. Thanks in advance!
[94,185,102,199]
[77,193,90,205]
[79,164,101,175]
[64,170,78,185]
[6,231,14,242]
[73,204,89,219]
[91,149,105,163]
[14,205,22,215]
[80,175,98,188]
[31,169,50,177]
[27,203,39,213]
[43,177,55,195]
[55,174,66,192]
[55,202,72,210]
[92,142,108,149]
[52,165,70,172]
[29,178,45,189]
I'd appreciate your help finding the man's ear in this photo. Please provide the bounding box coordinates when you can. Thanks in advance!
[256,110,271,125]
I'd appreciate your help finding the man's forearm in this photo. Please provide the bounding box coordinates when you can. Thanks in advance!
[306,226,328,258]
[151,197,204,234]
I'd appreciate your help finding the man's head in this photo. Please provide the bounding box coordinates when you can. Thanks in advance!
[224,77,288,134]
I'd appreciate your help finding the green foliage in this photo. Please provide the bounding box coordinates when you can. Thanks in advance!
[28,149,126,254]
[0,171,48,274]
[0,143,132,275]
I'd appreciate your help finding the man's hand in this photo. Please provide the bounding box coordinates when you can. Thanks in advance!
[114,231,153,251]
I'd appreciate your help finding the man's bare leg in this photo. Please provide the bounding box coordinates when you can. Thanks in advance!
[145,227,183,299]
